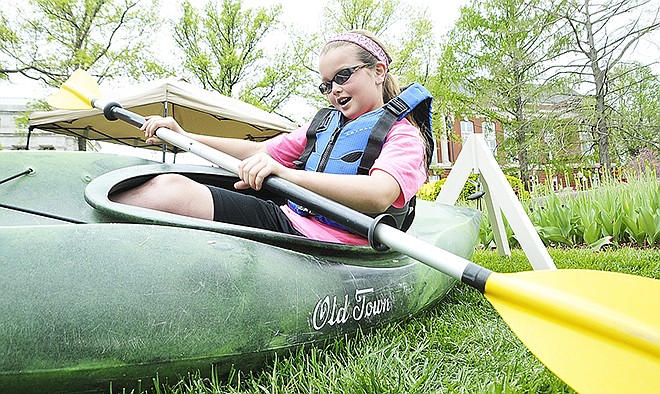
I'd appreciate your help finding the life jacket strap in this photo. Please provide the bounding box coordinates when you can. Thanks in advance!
[293,108,333,170]
[357,102,399,175]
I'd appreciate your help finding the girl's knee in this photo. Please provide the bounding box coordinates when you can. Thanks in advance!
[145,173,190,189]
[115,174,190,202]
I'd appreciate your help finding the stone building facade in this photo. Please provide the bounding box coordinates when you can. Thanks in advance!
[0,97,77,151]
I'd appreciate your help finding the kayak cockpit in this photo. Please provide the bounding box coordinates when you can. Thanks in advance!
[1,151,480,263]
[85,162,406,261]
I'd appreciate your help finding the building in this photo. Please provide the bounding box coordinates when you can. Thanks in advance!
[430,114,502,179]
[0,96,78,151]
[445,115,500,162]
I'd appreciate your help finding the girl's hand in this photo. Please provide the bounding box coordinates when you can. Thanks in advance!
[140,116,186,145]
[235,152,286,191]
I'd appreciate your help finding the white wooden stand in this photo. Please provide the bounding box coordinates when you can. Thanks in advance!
[436,134,556,270]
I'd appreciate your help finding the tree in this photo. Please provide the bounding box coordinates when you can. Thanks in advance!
[556,0,660,170]
[608,63,660,161]
[322,0,436,86]
[0,0,170,150]
[437,0,567,184]
[174,0,278,96]
[238,30,320,120]
[0,0,168,87]
[173,0,318,120]
[323,0,398,36]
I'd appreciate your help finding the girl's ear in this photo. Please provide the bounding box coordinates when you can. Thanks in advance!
[374,61,388,84]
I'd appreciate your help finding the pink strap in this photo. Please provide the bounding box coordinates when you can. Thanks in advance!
[327,33,389,69]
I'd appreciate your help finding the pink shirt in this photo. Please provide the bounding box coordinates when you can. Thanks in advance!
[266,118,427,245]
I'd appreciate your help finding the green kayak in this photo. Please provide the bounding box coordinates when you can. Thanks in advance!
[0,151,480,393]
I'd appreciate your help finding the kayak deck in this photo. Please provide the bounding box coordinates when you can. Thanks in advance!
[0,151,481,393]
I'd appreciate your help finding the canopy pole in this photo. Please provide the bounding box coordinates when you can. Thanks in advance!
[161,100,169,163]
[26,127,32,150]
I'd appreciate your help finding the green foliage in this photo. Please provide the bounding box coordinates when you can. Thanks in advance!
[323,0,399,36]
[529,177,660,248]
[239,34,319,116]
[417,174,530,202]
[0,0,167,87]
[475,175,660,250]
[174,0,317,117]
[421,173,659,250]
[175,0,281,96]
[416,177,447,201]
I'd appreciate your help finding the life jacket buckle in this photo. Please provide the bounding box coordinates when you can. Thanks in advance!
[387,97,409,117]
[287,200,314,216]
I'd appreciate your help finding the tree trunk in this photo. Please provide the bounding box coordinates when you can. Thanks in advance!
[595,95,611,171]
[514,84,530,188]
[584,0,611,170]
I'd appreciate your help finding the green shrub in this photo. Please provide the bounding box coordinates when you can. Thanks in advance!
[423,173,660,250]
[418,174,530,202]
[417,178,447,201]
[528,176,660,248]
[505,174,531,200]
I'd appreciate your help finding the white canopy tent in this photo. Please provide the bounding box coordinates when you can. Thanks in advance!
[28,77,298,154]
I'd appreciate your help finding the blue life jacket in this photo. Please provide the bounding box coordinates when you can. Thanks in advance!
[288,82,434,232]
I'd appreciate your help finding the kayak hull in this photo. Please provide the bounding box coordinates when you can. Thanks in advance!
[0,151,480,393]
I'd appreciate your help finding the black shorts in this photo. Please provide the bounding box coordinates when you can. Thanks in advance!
[207,185,302,236]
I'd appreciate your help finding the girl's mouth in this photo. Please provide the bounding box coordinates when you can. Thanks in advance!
[338,97,351,106]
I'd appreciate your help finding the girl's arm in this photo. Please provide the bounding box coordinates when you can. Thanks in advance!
[141,115,268,159]
[236,121,424,213]
[236,152,400,213]
[283,169,401,213]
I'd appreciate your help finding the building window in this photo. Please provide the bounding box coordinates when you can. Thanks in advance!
[483,121,496,155]
[460,120,474,143]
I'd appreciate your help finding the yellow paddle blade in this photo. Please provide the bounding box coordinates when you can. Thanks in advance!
[47,69,100,110]
[485,269,660,394]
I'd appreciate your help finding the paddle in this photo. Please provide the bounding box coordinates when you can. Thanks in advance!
[49,69,660,394]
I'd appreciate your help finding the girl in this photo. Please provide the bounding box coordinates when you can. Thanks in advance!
[112,30,431,246]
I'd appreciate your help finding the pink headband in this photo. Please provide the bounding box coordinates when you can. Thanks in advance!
[327,33,390,69]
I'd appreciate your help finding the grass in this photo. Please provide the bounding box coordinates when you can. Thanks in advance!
[132,247,660,394]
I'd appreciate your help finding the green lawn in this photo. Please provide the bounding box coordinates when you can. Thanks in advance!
[144,247,659,394]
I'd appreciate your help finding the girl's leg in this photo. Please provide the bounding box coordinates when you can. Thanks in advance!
[207,186,301,235]
[111,174,214,220]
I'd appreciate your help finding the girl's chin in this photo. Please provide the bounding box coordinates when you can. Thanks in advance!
[339,106,359,120]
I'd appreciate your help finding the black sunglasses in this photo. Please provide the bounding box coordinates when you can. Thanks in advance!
[318,64,368,95]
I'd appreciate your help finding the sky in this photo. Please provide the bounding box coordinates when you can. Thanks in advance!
[0,0,469,99]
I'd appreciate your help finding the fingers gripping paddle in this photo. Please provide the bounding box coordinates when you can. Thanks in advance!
[50,69,660,394]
